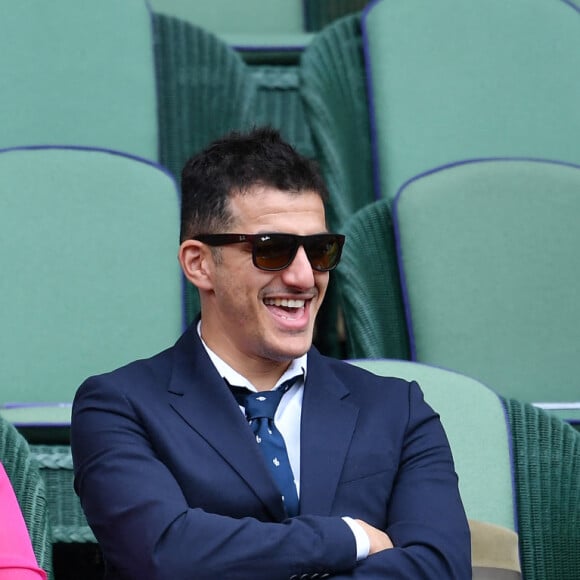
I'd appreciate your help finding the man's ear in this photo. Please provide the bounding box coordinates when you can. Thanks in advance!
[178,240,214,291]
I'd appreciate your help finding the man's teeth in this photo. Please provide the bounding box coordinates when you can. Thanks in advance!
[264,298,305,308]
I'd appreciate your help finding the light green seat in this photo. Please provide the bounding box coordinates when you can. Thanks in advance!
[363,0,580,202]
[0,147,182,421]
[394,158,580,419]
[349,359,515,530]
[0,0,158,160]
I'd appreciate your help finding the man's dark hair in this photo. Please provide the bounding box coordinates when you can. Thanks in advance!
[180,127,328,241]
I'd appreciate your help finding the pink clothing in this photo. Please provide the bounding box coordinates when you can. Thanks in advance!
[0,463,47,580]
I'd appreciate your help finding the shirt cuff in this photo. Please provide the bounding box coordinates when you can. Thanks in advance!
[341,517,370,561]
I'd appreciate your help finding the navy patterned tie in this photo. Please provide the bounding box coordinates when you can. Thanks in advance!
[230,378,300,517]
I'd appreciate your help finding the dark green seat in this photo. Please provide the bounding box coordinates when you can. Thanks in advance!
[153,14,260,179]
[153,14,261,322]
[505,398,580,580]
[303,0,369,32]
[0,416,53,579]
[335,198,409,359]
[300,13,374,235]
[29,445,95,545]
[300,14,377,357]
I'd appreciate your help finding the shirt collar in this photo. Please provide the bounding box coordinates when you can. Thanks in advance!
[197,320,307,392]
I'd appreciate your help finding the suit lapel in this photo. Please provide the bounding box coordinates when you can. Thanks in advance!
[299,351,359,516]
[166,326,287,521]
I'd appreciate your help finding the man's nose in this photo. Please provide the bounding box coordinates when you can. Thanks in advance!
[280,245,316,287]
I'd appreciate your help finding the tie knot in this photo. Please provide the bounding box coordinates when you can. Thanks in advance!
[227,375,300,420]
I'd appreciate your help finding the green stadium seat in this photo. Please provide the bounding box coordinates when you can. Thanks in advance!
[335,197,409,360]
[0,147,183,424]
[363,0,580,202]
[0,0,158,160]
[300,13,373,234]
[393,158,580,419]
[504,397,580,579]
[0,147,183,552]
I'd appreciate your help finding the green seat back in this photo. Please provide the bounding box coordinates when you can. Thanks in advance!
[300,14,374,234]
[505,398,580,580]
[0,1,158,160]
[300,14,378,358]
[335,198,409,360]
[0,147,182,414]
[394,158,580,414]
[153,15,261,323]
[303,0,369,32]
[363,0,580,202]
[350,359,515,531]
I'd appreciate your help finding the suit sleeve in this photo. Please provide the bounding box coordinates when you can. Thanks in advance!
[331,381,471,578]
[71,376,357,580]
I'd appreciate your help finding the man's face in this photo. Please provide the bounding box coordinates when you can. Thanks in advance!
[200,186,330,368]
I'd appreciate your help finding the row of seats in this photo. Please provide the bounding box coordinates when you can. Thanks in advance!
[301,0,580,419]
[0,5,367,578]
[0,0,369,415]
[1,1,580,578]
[303,5,580,576]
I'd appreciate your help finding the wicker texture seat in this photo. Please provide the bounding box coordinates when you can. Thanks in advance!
[0,417,53,579]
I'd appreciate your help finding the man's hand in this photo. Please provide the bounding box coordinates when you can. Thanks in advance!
[355,520,394,555]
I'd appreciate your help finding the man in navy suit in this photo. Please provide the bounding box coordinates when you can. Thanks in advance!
[72,127,470,579]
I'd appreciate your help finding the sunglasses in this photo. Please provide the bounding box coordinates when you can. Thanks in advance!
[194,233,345,272]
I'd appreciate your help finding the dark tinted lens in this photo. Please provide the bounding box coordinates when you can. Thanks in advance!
[304,235,343,271]
[253,235,297,270]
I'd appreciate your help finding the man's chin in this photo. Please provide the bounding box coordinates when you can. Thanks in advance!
[263,334,313,362]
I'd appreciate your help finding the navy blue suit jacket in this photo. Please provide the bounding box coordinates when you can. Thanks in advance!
[71,324,470,579]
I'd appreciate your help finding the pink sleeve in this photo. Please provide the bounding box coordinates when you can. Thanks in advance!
[0,464,47,580]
